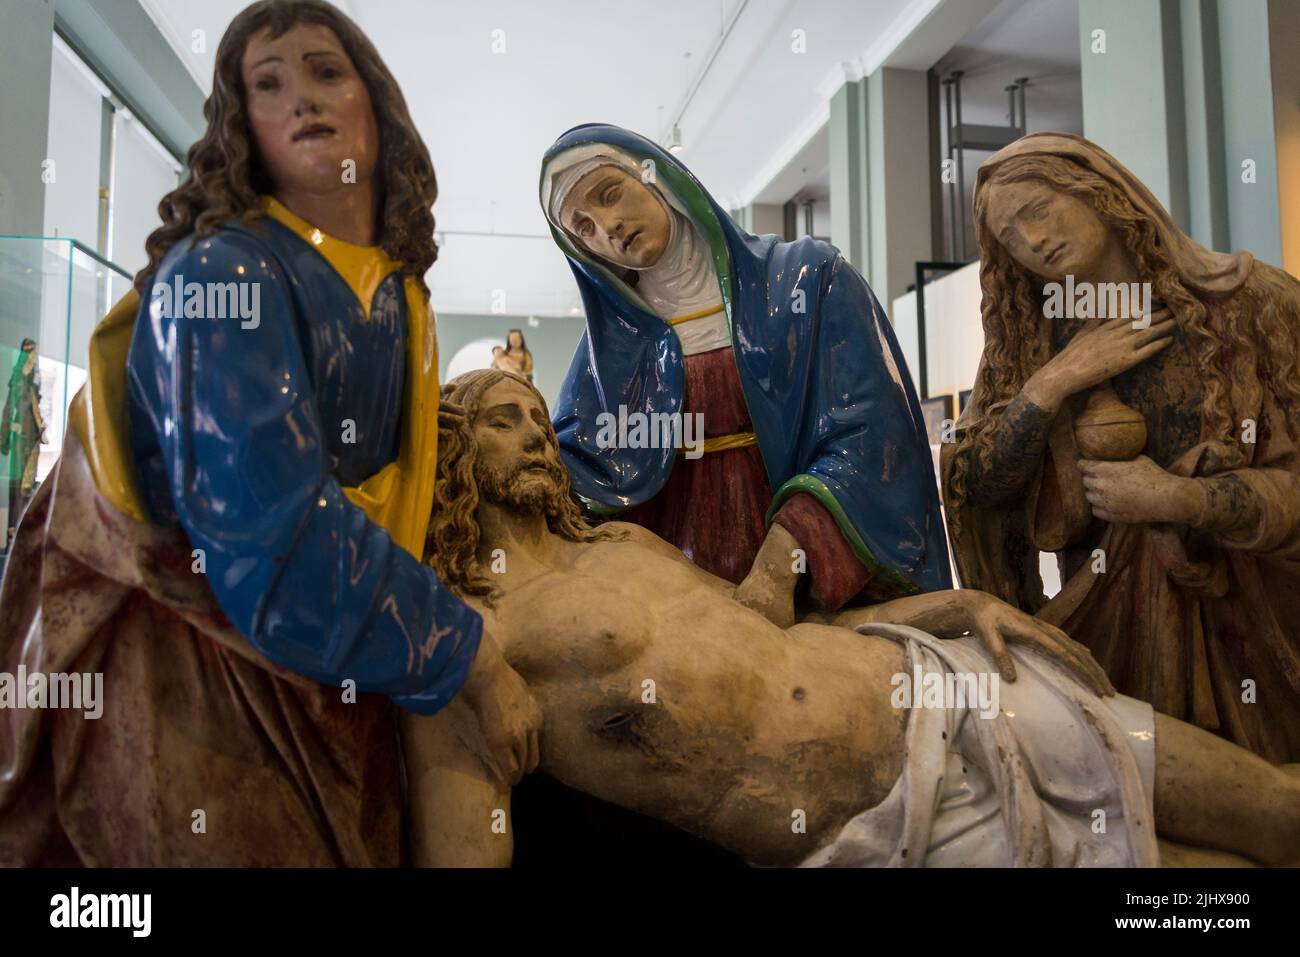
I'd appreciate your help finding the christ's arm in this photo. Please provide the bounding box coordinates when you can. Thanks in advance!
[400,691,514,867]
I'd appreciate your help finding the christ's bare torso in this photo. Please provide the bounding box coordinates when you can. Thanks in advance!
[470,523,907,865]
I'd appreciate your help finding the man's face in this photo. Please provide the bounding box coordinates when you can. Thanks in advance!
[560,166,670,269]
[471,379,567,513]
[241,23,379,196]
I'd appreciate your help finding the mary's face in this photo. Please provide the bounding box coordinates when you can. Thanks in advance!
[241,23,379,197]
[983,179,1112,282]
[560,166,670,269]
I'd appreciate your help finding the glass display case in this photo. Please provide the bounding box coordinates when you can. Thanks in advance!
[0,235,130,568]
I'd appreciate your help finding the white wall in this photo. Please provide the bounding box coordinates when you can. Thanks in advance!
[891,259,984,401]
[110,110,180,278]
[43,38,105,248]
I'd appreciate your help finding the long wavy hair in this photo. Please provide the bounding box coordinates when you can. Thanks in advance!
[947,153,1300,517]
[135,0,438,296]
[427,369,621,602]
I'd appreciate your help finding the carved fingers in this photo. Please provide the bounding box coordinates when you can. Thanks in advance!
[969,598,1114,697]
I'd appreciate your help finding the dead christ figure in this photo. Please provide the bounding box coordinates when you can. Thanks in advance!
[402,369,1300,867]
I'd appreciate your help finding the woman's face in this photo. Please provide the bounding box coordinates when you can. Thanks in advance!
[508,331,523,349]
[241,23,379,196]
[560,166,670,269]
[983,179,1113,282]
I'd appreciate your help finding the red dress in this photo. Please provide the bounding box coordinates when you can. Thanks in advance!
[621,345,873,608]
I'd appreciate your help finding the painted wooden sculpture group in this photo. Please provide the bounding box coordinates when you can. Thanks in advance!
[1,0,1298,868]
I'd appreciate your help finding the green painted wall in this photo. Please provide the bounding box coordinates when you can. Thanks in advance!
[1216,0,1283,267]
[829,79,870,272]
[830,68,931,311]
[1078,0,1184,219]
[1078,0,1283,264]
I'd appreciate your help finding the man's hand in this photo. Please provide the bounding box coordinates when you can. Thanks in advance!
[1079,455,1205,526]
[734,523,801,628]
[458,633,543,788]
[437,399,467,431]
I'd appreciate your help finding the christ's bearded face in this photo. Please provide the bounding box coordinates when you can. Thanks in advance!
[470,379,569,514]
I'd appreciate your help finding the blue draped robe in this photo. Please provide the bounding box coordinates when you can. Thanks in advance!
[543,124,951,595]
[125,210,480,713]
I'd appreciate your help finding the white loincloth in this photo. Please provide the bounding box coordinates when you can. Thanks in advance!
[800,624,1159,868]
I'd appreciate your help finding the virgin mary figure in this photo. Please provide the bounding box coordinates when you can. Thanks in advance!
[540,125,950,621]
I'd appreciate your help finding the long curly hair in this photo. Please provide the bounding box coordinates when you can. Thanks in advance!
[134,0,438,296]
[947,153,1300,517]
[427,369,621,602]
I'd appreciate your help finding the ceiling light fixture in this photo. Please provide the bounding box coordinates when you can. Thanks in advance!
[669,122,683,154]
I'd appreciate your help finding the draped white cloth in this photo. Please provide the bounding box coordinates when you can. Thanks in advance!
[801,625,1159,868]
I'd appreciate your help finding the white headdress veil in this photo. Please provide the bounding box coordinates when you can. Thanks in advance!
[541,145,722,321]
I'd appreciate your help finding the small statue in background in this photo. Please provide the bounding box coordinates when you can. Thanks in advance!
[943,132,1300,762]
[1,338,45,538]
[490,328,534,382]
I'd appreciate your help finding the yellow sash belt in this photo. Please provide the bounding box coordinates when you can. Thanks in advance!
[675,431,758,455]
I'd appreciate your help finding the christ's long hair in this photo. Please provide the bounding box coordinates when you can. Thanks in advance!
[947,153,1300,518]
[427,369,620,602]
[135,0,439,296]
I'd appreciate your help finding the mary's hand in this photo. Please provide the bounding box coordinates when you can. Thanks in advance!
[734,523,801,629]
[957,591,1115,697]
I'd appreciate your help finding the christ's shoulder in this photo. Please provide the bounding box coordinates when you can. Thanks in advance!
[597,520,736,594]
